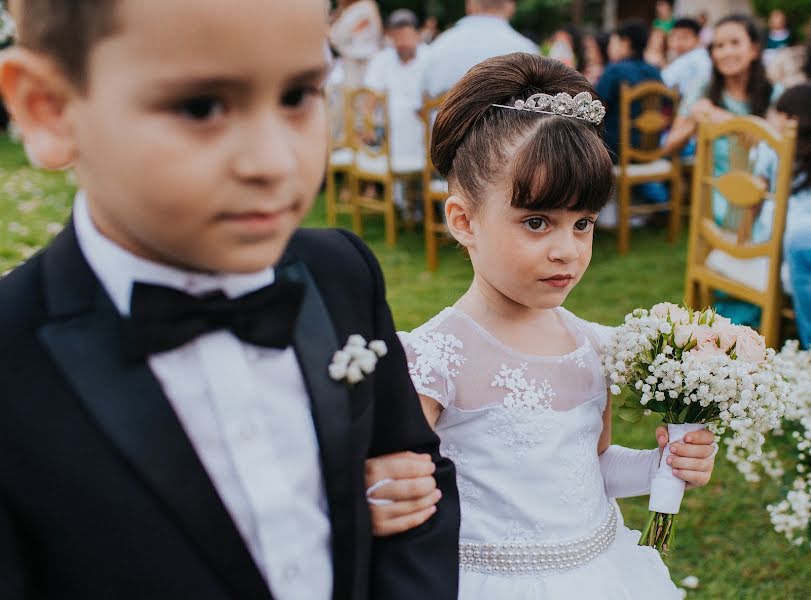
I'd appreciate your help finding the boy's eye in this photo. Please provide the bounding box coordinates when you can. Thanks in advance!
[175,97,226,121]
[522,217,548,232]
[575,218,595,233]
[282,86,321,108]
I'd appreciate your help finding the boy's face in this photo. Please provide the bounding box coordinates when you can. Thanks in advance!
[70,0,329,273]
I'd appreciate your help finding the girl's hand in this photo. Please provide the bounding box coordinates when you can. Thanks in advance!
[655,426,717,489]
[365,451,441,537]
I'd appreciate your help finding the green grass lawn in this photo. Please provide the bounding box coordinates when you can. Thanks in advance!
[1,134,809,597]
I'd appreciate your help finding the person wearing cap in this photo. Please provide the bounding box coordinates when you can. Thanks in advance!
[420,0,538,99]
[363,9,427,203]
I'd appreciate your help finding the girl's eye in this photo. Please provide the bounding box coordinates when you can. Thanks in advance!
[575,218,595,233]
[282,86,321,109]
[522,217,548,232]
[175,97,226,121]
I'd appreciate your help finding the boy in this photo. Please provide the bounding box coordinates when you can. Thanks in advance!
[0,1,459,599]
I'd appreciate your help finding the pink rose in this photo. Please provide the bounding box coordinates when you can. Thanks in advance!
[675,324,715,349]
[715,323,745,352]
[691,333,727,359]
[734,328,767,364]
[651,302,690,324]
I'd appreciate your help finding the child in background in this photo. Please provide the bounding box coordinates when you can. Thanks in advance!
[362,53,718,599]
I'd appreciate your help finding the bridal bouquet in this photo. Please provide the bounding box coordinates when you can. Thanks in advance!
[603,302,791,553]
[726,341,811,548]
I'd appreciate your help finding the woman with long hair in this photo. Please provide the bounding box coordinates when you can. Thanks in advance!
[664,14,780,223]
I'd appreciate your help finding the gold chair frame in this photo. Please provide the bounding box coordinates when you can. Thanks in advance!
[684,115,797,348]
[616,81,683,254]
[419,94,449,272]
[325,86,358,229]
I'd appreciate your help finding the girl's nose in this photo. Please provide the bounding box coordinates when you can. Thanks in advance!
[548,231,580,263]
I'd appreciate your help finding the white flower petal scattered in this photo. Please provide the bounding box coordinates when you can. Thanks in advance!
[680,575,699,589]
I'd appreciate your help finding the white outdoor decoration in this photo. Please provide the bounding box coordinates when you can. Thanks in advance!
[329,334,388,385]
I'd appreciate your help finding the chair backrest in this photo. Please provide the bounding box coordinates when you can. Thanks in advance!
[326,84,351,151]
[619,81,680,165]
[419,93,447,194]
[688,115,797,297]
[346,87,391,165]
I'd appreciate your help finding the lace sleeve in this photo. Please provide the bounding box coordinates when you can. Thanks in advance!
[397,330,461,408]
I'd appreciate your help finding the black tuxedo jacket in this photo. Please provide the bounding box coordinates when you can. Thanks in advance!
[0,224,460,599]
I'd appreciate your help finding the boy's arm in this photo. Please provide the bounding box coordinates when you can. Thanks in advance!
[342,232,460,600]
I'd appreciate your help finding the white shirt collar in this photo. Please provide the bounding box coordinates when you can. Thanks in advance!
[73,190,275,316]
[456,15,510,28]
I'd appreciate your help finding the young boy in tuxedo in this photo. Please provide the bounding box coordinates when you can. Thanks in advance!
[0,1,459,598]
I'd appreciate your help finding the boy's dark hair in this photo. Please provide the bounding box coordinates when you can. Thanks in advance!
[14,0,119,89]
[672,18,701,37]
[708,14,772,118]
[775,84,811,194]
[431,53,614,215]
[615,19,649,60]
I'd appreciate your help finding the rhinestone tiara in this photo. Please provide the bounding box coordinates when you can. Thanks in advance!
[492,92,606,125]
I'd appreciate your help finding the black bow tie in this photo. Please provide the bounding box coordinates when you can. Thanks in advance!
[124,279,305,358]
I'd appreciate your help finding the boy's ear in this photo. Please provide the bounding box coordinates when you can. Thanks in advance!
[0,47,79,169]
[445,194,475,248]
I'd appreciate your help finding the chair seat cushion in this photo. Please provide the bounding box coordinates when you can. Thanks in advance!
[705,249,793,296]
[613,159,673,178]
[329,148,354,167]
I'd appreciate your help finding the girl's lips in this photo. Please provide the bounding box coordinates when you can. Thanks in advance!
[540,275,574,289]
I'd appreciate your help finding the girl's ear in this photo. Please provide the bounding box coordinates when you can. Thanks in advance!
[0,48,79,170]
[445,194,475,248]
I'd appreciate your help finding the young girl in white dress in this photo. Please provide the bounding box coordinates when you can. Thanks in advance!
[363,53,718,599]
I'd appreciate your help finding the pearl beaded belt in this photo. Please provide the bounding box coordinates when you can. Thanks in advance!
[459,505,617,575]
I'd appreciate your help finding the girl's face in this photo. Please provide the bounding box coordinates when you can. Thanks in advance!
[449,173,598,311]
[711,22,759,79]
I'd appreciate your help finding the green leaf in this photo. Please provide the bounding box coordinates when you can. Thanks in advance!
[618,405,645,423]
[677,404,690,423]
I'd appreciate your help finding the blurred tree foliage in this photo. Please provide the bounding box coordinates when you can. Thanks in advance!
[752,0,811,41]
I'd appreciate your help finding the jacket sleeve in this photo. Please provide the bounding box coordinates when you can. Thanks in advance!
[0,495,30,599]
[337,231,460,600]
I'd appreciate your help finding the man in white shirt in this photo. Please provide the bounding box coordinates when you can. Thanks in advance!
[661,17,712,97]
[421,0,539,98]
[364,9,426,173]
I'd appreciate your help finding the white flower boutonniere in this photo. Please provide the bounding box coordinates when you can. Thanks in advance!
[329,334,388,385]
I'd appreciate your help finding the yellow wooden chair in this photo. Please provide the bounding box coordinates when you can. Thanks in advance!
[615,81,683,254]
[346,87,423,247]
[325,85,357,228]
[684,115,797,348]
[419,93,449,272]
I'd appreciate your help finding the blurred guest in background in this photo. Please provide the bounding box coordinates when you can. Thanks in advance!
[421,0,538,98]
[698,11,713,47]
[364,9,426,174]
[653,0,675,34]
[329,0,382,87]
[583,31,610,85]
[548,24,585,72]
[644,27,668,69]
[665,14,779,224]
[765,9,792,58]
[420,15,439,44]
[662,17,712,97]
[596,19,662,161]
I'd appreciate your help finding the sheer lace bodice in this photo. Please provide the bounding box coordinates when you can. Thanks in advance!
[399,307,612,543]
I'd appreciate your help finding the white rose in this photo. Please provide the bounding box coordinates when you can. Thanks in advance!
[735,328,767,364]
[715,323,744,352]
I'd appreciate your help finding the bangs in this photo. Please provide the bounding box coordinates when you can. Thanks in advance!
[510,117,614,213]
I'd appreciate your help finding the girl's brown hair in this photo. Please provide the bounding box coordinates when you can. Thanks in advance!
[431,53,614,214]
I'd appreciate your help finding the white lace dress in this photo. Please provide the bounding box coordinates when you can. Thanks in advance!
[399,307,680,599]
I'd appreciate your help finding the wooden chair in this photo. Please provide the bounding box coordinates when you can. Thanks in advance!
[684,116,797,348]
[325,85,357,228]
[346,87,423,247]
[615,81,683,254]
[419,93,449,272]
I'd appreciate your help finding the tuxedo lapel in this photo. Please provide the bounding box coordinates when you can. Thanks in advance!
[282,261,355,598]
[37,225,271,600]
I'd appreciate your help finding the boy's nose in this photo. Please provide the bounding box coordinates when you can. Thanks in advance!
[231,113,298,184]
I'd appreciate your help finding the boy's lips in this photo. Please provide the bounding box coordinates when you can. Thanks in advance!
[217,206,296,232]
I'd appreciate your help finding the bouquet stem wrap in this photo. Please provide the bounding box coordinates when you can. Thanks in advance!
[649,423,707,514]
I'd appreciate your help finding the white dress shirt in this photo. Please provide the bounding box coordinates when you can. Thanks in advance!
[421,15,539,98]
[72,192,333,600]
[661,46,712,97]
[364,45,427,172]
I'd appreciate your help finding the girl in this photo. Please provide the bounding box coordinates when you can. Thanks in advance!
[664,14,780,225]
[363,53,716,598]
